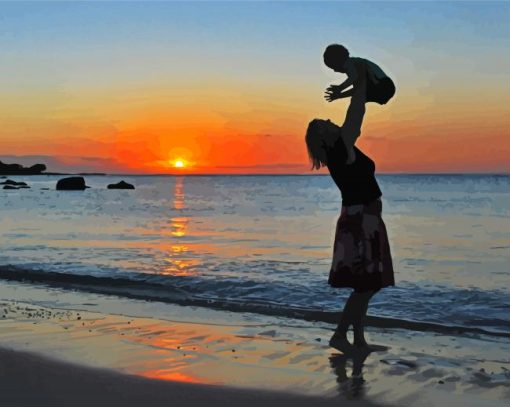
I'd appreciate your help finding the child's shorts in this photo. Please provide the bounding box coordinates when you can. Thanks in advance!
[366,77,395,105]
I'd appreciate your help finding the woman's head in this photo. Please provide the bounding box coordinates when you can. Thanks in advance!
[305,119,345,170]
[323,44,349,72]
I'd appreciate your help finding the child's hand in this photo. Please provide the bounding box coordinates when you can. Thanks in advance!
[324,85,342,102]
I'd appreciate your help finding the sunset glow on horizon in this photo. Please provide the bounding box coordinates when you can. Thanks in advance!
[1,2,510,174]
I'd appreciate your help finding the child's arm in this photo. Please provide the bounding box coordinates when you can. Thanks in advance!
[325,88,354,101]
[337,61,359,91]
[324,59,366,102]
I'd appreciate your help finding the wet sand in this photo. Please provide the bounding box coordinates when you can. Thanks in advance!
[1,281,509,406]
[1,347,370,407]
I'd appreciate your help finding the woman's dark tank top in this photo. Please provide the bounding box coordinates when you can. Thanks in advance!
[326,139,382,206]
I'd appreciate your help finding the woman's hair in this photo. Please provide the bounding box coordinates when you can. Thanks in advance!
[305,119,345,170]
[323,44,349,69]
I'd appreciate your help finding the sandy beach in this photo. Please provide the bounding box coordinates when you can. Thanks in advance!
[1,281,509,407]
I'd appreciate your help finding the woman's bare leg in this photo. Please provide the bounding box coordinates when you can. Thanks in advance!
[334,291,358,337]
[330,289,368,352]
[352,290,378,348]
[330,287,379,352]
[329,291,359,352]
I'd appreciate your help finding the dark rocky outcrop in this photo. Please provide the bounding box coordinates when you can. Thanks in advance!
[107,180,135,190]
[0,179,30,189]
[28,163,46,173]
[56,177,89,191]
[0,179,28,186]
[0,161,46,175]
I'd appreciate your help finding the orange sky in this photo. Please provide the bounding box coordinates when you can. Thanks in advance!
[2,79,509,174]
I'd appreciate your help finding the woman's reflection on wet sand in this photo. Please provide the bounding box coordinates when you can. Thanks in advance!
[329,350,371,400]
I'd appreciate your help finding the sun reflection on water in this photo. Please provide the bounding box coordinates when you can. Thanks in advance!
[162,253,200,277]
[170,217,188,237]
[173,176,185,210]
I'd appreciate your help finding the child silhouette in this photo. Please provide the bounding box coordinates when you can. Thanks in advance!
[323,44,395,164]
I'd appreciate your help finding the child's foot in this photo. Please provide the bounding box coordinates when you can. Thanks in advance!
[329,334,354,354]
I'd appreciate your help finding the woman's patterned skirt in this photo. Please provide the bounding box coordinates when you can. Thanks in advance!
[328,198,395,292]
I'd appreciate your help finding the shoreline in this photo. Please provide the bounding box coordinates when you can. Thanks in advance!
[1,281,509,406]
[1,265,509,339]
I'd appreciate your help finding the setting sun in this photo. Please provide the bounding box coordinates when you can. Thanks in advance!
[174,160,185,168]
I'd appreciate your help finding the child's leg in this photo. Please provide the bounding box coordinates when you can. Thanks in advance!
[366,77,395,105]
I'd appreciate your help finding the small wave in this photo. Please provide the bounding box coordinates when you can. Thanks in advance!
[1,265,510,339]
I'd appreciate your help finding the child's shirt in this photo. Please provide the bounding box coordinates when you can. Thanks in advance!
[344,57,389,86]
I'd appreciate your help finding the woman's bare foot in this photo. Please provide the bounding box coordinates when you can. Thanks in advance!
[353,342,375,353]
[353,341,388,353]
[329,334,354,354]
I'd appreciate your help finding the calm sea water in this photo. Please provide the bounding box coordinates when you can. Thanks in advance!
[1,174,509,333]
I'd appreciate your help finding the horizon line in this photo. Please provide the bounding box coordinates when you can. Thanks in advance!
[28,171,510,177]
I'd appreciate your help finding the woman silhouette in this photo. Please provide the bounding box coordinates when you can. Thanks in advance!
[305,88,395,353]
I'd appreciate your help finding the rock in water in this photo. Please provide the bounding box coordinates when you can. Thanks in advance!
[107,180,135,190]
[0,179,28,186]
[3,185,18,190]
[56,177,89,190]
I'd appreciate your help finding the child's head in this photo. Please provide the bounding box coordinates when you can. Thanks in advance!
[323,44,349,72]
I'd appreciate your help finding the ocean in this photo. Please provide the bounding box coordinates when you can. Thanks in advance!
[1,174,509,336]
